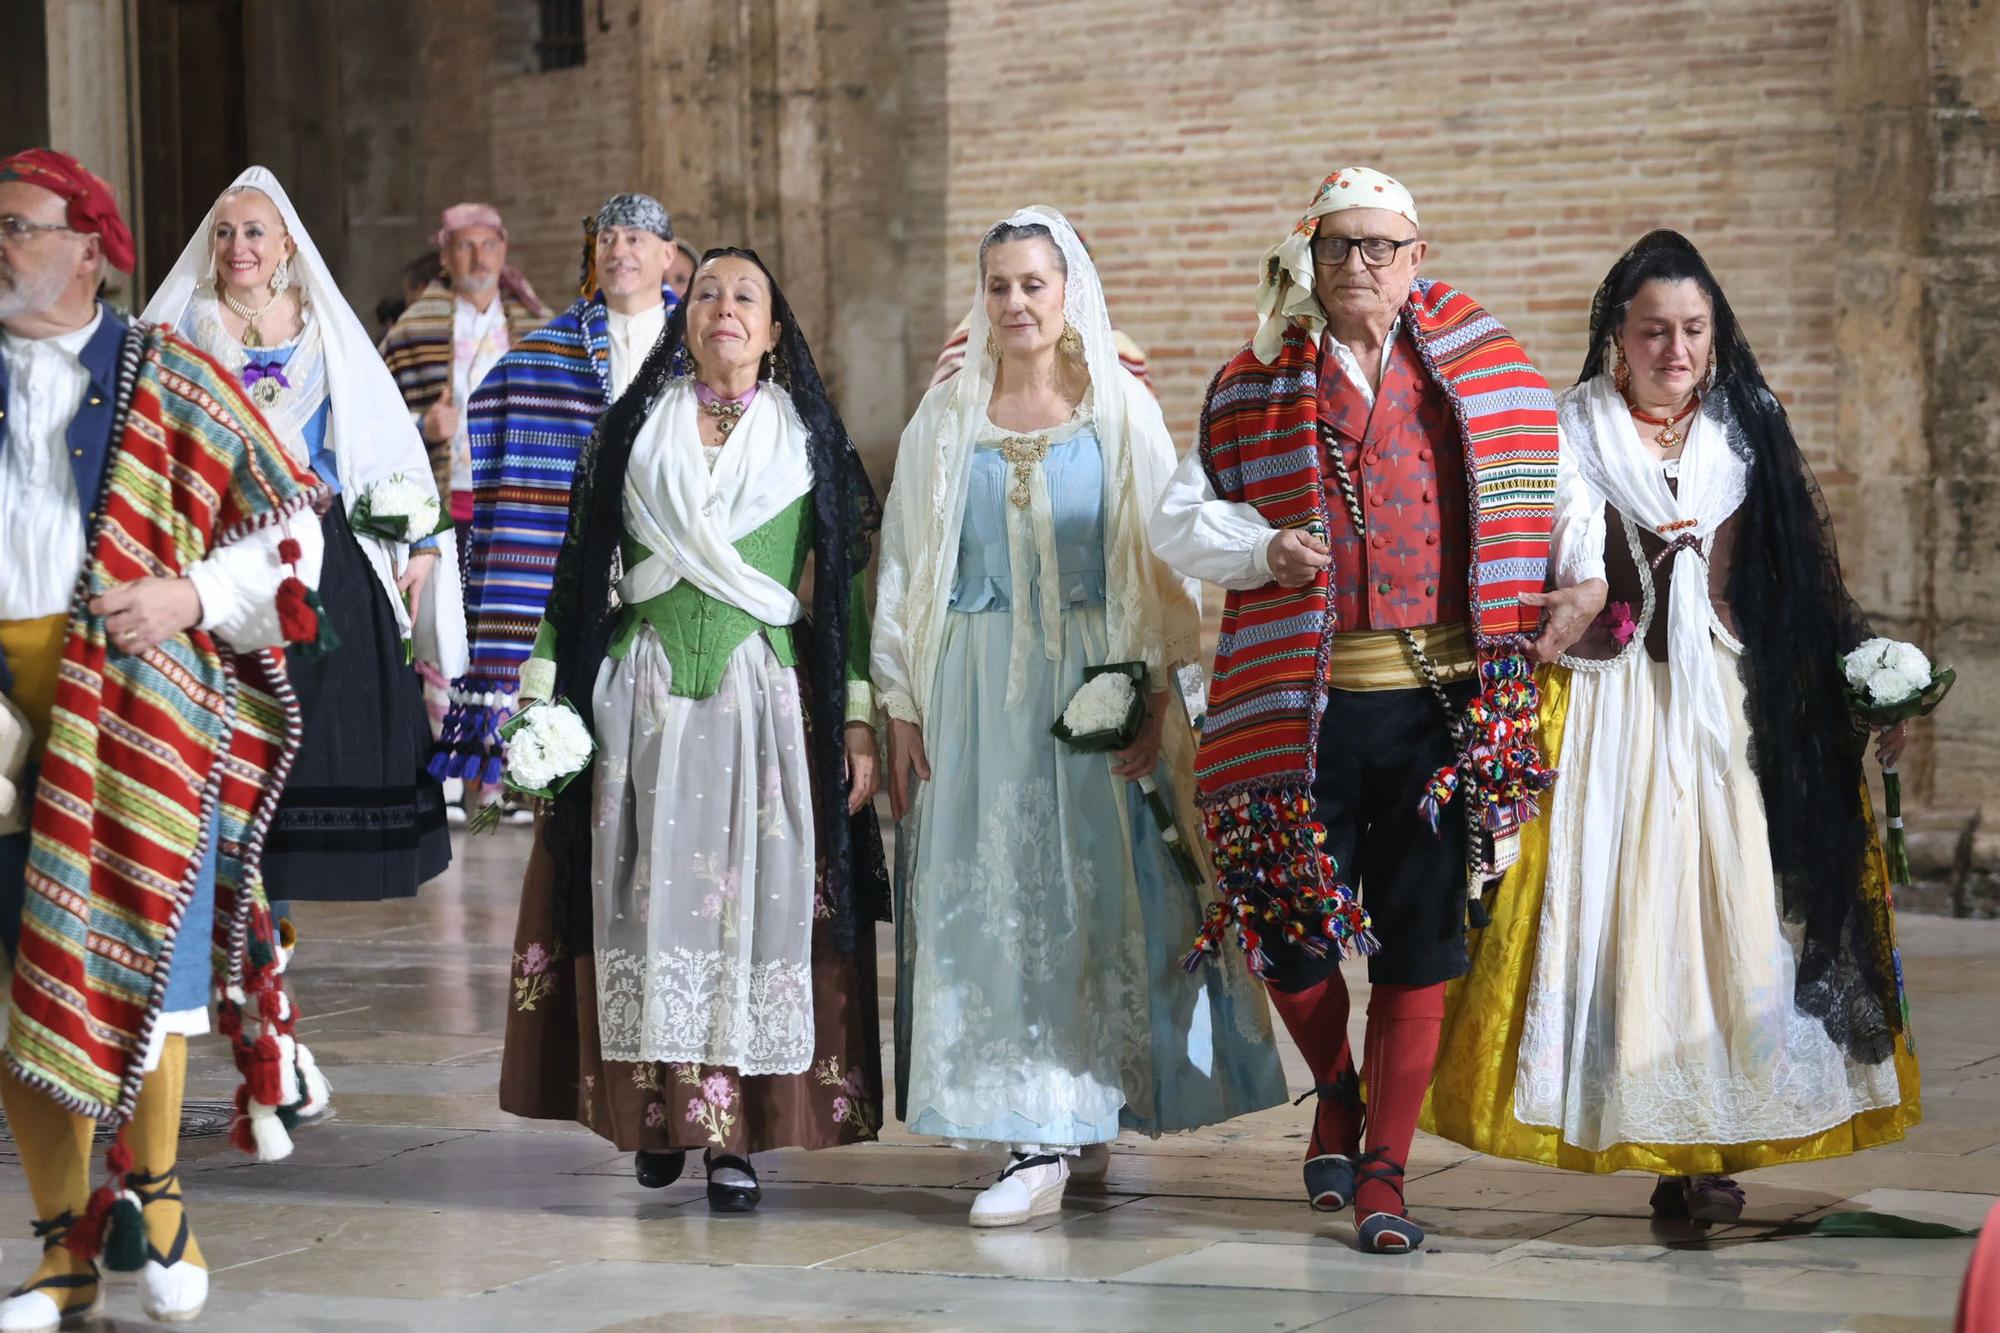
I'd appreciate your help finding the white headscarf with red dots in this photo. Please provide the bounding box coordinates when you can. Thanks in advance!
[1252,166,1419,362]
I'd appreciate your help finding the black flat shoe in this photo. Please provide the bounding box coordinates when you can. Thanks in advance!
[703,1150,761,1213]
[1295,1072,1363,1212]
[634,1150,687,1189]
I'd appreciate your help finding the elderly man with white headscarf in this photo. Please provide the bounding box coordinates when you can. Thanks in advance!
[1151,168,1579,1252]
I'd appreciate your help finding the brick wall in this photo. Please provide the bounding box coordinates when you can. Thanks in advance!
[418,0,648,314]
[372,0,1998,843]
[924,0,1844,459]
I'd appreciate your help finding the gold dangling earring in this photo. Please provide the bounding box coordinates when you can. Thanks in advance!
[1612,339,1631,397]
[1700,343,1716,395]
[984,330,1001,362]
[1058,321,1085,362]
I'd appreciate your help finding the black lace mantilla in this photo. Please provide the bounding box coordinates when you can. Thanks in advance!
[540,247,885,957]
[1578,229,1898,1064]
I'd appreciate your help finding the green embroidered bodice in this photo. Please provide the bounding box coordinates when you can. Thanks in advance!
[527,494,873,720]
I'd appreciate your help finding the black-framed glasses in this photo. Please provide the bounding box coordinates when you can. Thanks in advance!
[1310,235,1417,268]
[0,215,75,245]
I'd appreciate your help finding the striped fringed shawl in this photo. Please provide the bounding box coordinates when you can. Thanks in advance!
[380,283,548,494]
[433,292,653,781]
[1186,280,1559,975]
[7,327,324,1123]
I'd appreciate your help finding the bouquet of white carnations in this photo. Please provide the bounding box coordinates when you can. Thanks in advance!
[467,699,595,835]
[1839,637,1955,884]
[1052,662,1204,887]
[351,474,449,545]
[1052,662,1146,751]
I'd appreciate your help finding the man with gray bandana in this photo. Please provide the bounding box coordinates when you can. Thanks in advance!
[431,194,681,822]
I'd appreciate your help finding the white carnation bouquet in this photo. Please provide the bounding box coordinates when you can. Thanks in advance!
[1839,637,1955,884]
[468,699,596,834]
[351,473,449,545]
[1052,662,1204,887]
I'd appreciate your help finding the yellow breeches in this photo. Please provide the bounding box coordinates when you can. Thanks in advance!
[1421,663,1922,1174]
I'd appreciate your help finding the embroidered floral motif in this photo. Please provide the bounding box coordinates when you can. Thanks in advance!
[813,1056,877,1136]
[684,1071,738,1145]
[511,939,565,1011]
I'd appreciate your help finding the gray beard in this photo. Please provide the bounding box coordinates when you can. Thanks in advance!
[0,263,72,323]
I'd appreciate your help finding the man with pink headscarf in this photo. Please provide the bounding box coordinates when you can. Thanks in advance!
[380,203,549,529]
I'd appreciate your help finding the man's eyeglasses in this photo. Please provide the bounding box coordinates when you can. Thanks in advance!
[0,215,75,245]
[1310,235,1418,268]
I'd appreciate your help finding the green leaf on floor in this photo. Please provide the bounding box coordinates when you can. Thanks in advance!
[1780,1211,1980,1239]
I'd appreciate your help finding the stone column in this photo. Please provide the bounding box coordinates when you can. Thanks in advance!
[639,0,914,485]
[43,0,139,281]
[1924,0,2000,910]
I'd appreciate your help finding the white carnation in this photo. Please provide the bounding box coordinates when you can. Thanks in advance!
[506,702,593,791]
[367,474,442,538]
[1885,640,1931,682]
[1866,666,1924,707]
[1062,671,1138,735]
[1842,637,1934,708]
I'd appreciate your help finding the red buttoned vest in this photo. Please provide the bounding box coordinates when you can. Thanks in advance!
[1316,330,1470,630]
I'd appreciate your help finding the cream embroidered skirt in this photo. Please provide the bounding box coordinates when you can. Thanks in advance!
[589,627,817,1075]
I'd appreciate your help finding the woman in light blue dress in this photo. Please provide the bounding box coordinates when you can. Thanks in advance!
[872,207,1285,1228]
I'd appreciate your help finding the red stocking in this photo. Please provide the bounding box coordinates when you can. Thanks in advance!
[1355,981,1445,1219]
[1265,974,1361,1160]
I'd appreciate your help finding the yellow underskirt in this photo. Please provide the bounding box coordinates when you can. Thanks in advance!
[0,614,69,757]
[1421,663,1922,1174]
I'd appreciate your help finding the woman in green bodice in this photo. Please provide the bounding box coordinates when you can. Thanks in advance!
[497,249,887,1213]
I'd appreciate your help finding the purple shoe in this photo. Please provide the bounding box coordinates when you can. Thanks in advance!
[1684,1175,1746,1224]
[1651,1174,1746,1224]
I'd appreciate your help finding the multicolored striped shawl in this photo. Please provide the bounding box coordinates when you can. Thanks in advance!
[431,287,676,782]
[1186,280,1559,973]
[379,282,549,494]
[7,325,325,1123]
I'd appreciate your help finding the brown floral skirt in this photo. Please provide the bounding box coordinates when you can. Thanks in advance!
[498,812,883,1153]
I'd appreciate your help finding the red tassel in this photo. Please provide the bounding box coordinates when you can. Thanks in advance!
[276,577,317,643]
[249,1032,285,1107]
[105,1139,134,1178]
[228,1085,257,1156]
[65,1185,116,1258]
[279,537,302,564]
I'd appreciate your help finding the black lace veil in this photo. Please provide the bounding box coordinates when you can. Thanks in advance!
[1580,229,1898,1063]
[541,247,886,956]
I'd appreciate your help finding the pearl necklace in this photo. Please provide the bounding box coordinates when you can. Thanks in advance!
[221,287,283,348]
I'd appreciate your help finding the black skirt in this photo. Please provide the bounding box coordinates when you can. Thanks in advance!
[262,503,451,901]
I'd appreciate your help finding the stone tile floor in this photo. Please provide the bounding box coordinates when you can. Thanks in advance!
[4,826,1993,1330]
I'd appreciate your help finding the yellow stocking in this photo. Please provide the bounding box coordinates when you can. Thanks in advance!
[0,1064,101,1299]
[127,1035,205,1271]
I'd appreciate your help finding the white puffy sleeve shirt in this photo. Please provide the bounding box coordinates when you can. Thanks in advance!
[0,314,323,651]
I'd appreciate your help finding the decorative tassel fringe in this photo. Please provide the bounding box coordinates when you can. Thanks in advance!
[1184,787,1377,979]
[102,1190,146,1273]
[1414,651,1556,840]
[295,1040,333,1117]
[431,682,512,783]
[64,1137,136,1262]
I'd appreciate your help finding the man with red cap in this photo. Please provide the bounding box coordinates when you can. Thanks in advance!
[0,148,328,1328]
